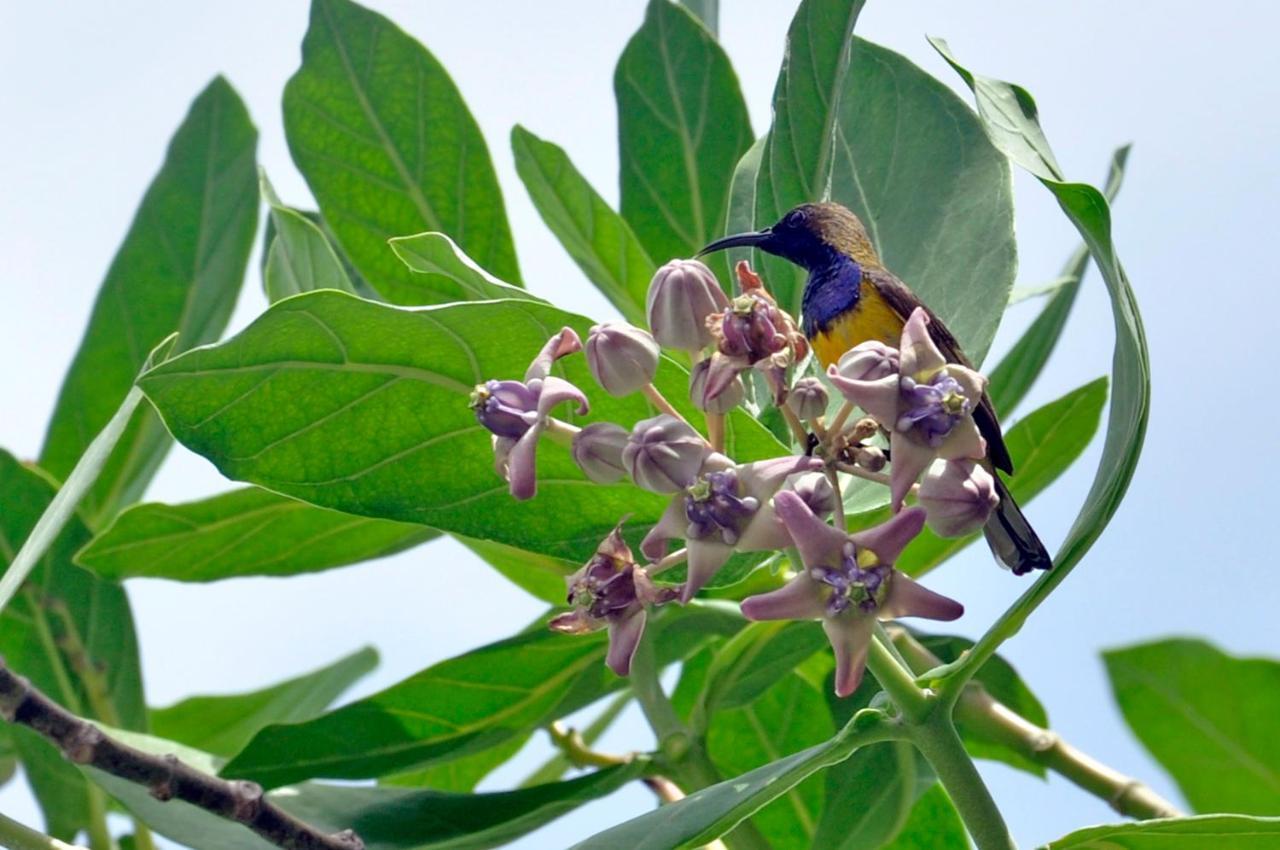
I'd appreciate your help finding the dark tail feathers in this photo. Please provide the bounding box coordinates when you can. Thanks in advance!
[984,474,1052,575]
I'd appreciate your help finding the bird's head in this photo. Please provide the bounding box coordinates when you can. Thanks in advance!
[699,202,879,270]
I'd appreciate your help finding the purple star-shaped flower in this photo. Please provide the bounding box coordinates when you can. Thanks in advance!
[470,327,588,500]
[827,308,988,511]
[740,491,963,697]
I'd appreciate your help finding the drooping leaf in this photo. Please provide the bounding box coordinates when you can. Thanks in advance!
[917,634,1049,777]
[895,377,1108,575]
[1042,815,1280,850]
[39,78,258,526]
[988,145,1131,416]
[77,487,435,583]
[0,450,146,837]
[260,169,355,302]
[138,291,785,563]
[283,0,520,304]
[707,673,832,849]
[616,0,752,268]
[928,40,1151,678]
[387,231,542,304]
[881,784,969,850]
[571,709,890,850]
[753,0,865,310]
[86,726,645,850]
[150,646,379,758]
[813,741,916,850]
[720,135,766,279]
[511,125,654,323]
[1104,639,1280,814]
[222,606,739,789]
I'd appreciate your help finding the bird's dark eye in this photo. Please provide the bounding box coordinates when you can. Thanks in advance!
[783,208,808,229]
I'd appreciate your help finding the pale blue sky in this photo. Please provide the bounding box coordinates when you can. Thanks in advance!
[1,1,1277,847]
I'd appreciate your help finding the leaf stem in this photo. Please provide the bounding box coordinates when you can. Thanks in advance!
[911,716,1016,850]
[0,810,88,850]
[0,387,146,616]
[864,632,932,724]
[643,384,699,434]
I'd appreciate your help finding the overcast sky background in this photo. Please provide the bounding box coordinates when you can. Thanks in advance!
[1,1,1278,847]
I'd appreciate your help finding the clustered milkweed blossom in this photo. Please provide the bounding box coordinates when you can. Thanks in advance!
[469,258,996,691]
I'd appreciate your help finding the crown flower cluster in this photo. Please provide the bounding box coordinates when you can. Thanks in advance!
[468,257,998,690]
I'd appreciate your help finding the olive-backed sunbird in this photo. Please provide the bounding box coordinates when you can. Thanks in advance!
[700,201,1051,575]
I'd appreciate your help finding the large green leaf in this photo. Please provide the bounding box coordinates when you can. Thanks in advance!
[0,451,146,837]
[1042,816,1280,850]
[150,646,378,758]
[896,377,1108,575]
[260,169,355,302]
[881,784,969,850]
[814,742,916,850]
[76,486,434,583]
[929,40,1151,687]
[707,673,832,849]
[457,535,576,606]
[988,146,1131,416]
[693,620,827,730]
[825,38,1016,363]
[615,0,752,267]
[511,125,655,323]
[223,607,738,790]
[571,709,892,850]
[679,0,718,35]
[85,727,644,850]
[1104,639,1280,814]
[384,731,530,793]
[39,78,258,526]
[138,291,785,563]
[753,0,865,310]
[283,0,519,304]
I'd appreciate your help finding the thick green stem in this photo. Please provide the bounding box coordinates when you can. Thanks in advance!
[864,634,932,723]
[0,810,87,850]
[913,718,1016,850]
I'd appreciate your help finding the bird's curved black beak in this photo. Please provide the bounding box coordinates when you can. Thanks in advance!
[697,228,774,256]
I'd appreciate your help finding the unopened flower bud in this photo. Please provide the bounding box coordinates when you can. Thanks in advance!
[834,341,900,383]
[572,422,629,483]
[586,323,659,397]
[918,459,999,537]
[853,446,886,473]
[849,417,880,442]
[646,260,729,352]
[787,377,828,421]
[790,471,836,519]
[622,414,709,493]
[689,358,743,413]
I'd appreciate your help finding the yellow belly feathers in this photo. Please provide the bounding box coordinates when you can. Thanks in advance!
[810,281,906,369]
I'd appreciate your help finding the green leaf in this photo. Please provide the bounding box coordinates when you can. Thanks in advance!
[707,673,832,849]
[1042,815,1280,850]
[719,135,766,278]
[39,78,259,526]
[881,784,969,850]
[571,710,891,850]
[150,646,378,758]
[813,742,916,850]
[387,231,542,304]
[694,620,827,729]
[989,146,1131,416]
[896,377,1108,575]
[1103,639,1280,814]
[284,0,520,304]
[457,535,576,606]
[260,169,355,302]
[511,125,655,323]
[222,628,606,788]
[0,450,146,837]
[752,0,865,311]
[384,732,529,793]
[918,634,1048,777]
[928,40,1151,681]
[616,0,753,266]
[86,726,644,850]
[679,0,718,35]
[139,291,785,563]
[222,607,736,789]
[76,487,434,582]
[825,38,1017,363]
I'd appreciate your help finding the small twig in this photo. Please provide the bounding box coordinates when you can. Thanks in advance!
[547,721,630,769]
[648,547,688,576]
[0,659,364,850]
[834,461,919,497]
[825,401,856,444]
[706,411,725,453]
[826,468,846,529]
[0,809,88,850]
[642,384,700,434]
